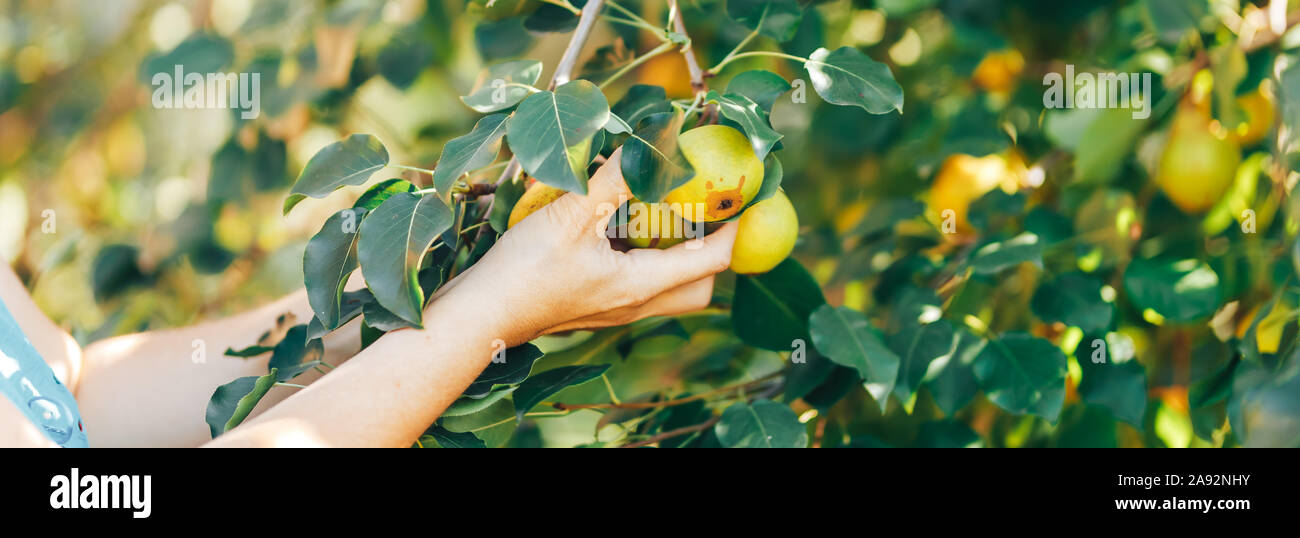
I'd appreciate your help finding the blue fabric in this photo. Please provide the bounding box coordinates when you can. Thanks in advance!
[0,297,87,447]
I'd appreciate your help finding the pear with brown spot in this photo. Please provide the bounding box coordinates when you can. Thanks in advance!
[664,125,764,222]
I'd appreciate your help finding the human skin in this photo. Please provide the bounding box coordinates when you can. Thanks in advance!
[0,150,738,447]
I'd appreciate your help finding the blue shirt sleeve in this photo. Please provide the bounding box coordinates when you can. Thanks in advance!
[0,297,88,447]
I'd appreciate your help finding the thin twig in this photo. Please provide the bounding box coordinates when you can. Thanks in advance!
[551,0,608,89]
[551,372,782,411]
[669,0,708,95]
[620,416,720,448]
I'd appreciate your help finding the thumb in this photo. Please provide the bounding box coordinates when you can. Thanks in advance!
[576,148,632,217]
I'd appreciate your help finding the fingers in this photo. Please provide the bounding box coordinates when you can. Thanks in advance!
[625,222,738,295]
[543,276,715,334]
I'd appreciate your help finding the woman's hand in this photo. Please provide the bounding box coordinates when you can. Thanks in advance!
[447,149,738,347]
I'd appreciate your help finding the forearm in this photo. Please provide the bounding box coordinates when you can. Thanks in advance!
[76,288,362,447]
[206,276,511,448]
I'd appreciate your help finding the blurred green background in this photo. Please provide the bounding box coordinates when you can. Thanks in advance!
[3,0,1299,447]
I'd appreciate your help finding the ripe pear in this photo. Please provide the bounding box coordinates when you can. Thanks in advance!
[1156,103,1240,214]
[731,190,798,274]
[927,151,1025,237]
[665,125,764,222]
[507,181,566,228]
[1236,303,1290,355]
[1231,87,1275,147]
[625,201,689,249]
[971,49,1025,93]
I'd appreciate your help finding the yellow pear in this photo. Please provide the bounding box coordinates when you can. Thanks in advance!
[626,201,690,249]
[507,181,566,228]
[1237,304,1290,355]
[665,125,764,223]
[731,190,798,274]
[1156,102,1239,214]
[1231,87,1275,147]
[971,49,1025,94]
[927,151,1024,237]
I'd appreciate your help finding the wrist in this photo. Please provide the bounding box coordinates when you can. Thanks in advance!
[423,266,537,349]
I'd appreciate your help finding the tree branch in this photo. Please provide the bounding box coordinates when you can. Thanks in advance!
[669,0,708,95]
[474,0,606,229]
[551,0,608,88]
[619,416,720,448]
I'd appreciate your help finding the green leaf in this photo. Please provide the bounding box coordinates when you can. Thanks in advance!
[923,327,986,416]
[725,70,792,112]
[732,258,827,351]
[224,345,274,358]
[92,244,149,301]
[206,369,279,438]
[1074,107,1149,184]
[513,364,611,419]
[439,396,517,448]
[489,175,526,233]
[915,420,983,448]
[419,426,486,448]
[782,351,836,403]
[140,33,233,83]
[306,289,371,340]
[806,46,904,114]
[1228,352,1300,447]
[507,80,610,193]
[973,332,1067,422]
[353,179,416,211]
[1031,272,1116,333]
[1123,257,1221,322]
[303,208,366,329]
[524,0,581,33]
[969,232,1043,275]
[442,386,517,418]
[705,90,783,160]
[1076,332,1147,426]
[283,134,389,215]
[715,399,808,447]
[611,84,672,130]
[619,111,694,203]
[726,0,805,42]
[1144,0,1204,45]
[852,198,925,238]
[432,113,510,194]
[809,304,901,411]
[267,325,324,381]
[463,343,545,398]
[460,59,543,113]
[357,193,453,326]
[888,319,957,410]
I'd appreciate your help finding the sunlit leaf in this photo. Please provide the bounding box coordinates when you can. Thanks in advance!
[206,369,278,438]
[432,113,510,194]
[284,134,389,214]
[1123,257,1221,322]
[460,59,543,113]
[806,46,904,114]
[809,304,901,410]
[973,332,1067,422]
